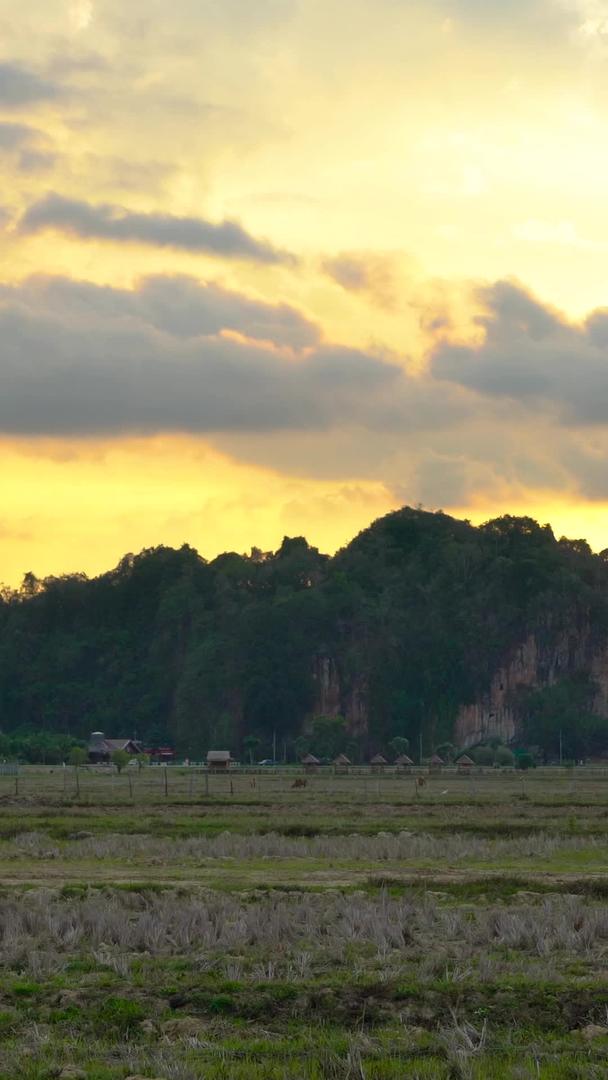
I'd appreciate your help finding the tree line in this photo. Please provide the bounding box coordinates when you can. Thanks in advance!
[2,508,608,760]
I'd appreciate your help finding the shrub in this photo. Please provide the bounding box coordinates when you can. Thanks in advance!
[495,746,515,767]
[515,751,535,771]
[473,746,494,767]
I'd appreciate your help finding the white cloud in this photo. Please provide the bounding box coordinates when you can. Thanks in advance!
[69,0,94,33]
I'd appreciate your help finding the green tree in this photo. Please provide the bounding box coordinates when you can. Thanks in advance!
[523,676,608,760]
[310,715,347,759]
[111,749,130,773]
[515,750,535,770]
[1,508,608,763]
[495,746,515,767]
[68,746,87,767]
[243,735,261,764]
[388,736,410,759]
[472,745,494,767]
[294,735,310,760]
[435,741,456,763]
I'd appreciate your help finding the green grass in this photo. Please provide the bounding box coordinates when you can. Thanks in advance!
[2,768,608,1077]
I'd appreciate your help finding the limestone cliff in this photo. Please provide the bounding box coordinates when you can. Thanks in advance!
[311,655,368,737]
[456,622,608,747]
[313,619,608,749]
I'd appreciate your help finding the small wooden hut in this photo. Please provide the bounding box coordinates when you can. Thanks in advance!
[370,753,388,773]
[207,750,233,772]
[395,753,414,774]
[301,753,320,774]
[429,753,444,776]
[333,753,351,774]
[456,753,474,774]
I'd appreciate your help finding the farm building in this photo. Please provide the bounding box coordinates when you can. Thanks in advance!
[395,754,414,773]
[333,753,351,774]
[429,753,445,775]
[88,731,143,764]
[370,754,387,772]
[145,744,175,764]
[457,754,475,774]
[301,753,320,773]
[207,750,233,771]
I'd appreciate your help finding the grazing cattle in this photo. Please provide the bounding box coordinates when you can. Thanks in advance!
[292,778,308,789]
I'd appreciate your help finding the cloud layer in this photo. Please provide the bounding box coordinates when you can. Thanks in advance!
[432,280,608,426]
[0,274,428,436]
[19,194,291,263]
[3,271,608,509]
[0,62,58,107]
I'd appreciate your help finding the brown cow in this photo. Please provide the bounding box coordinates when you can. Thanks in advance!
[292,778,308,789]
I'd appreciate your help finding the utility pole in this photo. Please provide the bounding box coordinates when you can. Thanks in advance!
[272,729,277,762]
[559,730,563,767]
[419,730,423,766]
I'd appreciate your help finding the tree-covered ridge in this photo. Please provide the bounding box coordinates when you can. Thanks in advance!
[1,508,608,758]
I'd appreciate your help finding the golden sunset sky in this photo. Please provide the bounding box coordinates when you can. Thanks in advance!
[2,0,608,584]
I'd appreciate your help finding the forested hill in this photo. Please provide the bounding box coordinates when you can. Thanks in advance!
[2,508,608,760]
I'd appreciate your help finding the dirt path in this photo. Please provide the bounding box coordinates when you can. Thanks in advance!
[0,866,606,889]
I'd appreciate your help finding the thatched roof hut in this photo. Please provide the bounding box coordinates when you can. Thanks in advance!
[333,753,351,773]
[301,753,320,773]
[395,754,414,772]
[370,753,387,772]
[456,753,474,773]
[429,753,444,774]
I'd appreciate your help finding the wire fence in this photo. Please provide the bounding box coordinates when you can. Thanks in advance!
[1,762,607,804]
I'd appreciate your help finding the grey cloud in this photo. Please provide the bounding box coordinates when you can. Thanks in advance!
[0,124,55,172]
[432,281,608,425]
[434,0,574,33]
[560,443,608,500]
[0,62,58,107]
[135,275,318,346]
[0,274,451,437]
[19,193,291,264]
[18,150,56,173]
[324,254,371,292]
[45,51,110,78]
[0,122,40,150]
[323,251,397,309]
[7,266,608,512]
[585,310,608,348]
[476,280,561,341]
[413,453,473,507]
[12,274,319,349]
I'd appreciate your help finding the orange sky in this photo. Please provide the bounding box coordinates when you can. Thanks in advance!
[2,0,608,585]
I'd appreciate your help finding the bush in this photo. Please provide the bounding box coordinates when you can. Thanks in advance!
[473,745,495,767]
[495,746,515,767]
[515,751,535,771]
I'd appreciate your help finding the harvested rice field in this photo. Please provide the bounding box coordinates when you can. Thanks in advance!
[2,766,608,1078]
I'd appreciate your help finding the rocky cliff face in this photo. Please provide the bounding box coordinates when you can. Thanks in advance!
[313,620,608,748]
[311,655,368,737]
[456,622,608,747]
